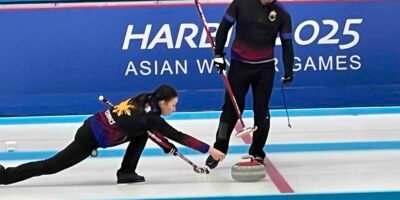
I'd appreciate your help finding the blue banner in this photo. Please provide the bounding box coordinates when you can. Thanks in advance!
[0,1,399,116]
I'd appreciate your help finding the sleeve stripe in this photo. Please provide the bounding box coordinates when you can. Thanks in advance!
[224,14,236,23]
[281,33,292,40]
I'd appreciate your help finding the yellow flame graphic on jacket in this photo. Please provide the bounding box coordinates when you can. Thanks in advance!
[112,99,134,116]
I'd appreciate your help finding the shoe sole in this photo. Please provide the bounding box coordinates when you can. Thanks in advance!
[117,180,145,184]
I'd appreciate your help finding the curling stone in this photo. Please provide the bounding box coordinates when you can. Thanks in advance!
[231,160,266,182]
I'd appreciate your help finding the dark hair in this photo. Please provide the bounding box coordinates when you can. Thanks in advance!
[151,85,178,103]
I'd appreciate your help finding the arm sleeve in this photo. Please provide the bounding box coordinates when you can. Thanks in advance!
[280,13,294,76]
[215,18,235,56]
[214,0,238,56]
[146,115,210,153]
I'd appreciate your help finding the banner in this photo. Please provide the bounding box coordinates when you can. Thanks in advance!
[0,1,399,116]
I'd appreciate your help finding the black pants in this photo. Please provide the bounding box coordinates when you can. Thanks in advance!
[118,132,148,174]
[213,59,275,159]
[0,123,149,185]
[0,122,98,185]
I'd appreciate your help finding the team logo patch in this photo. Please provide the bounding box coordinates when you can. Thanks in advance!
[268,10,277,22]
